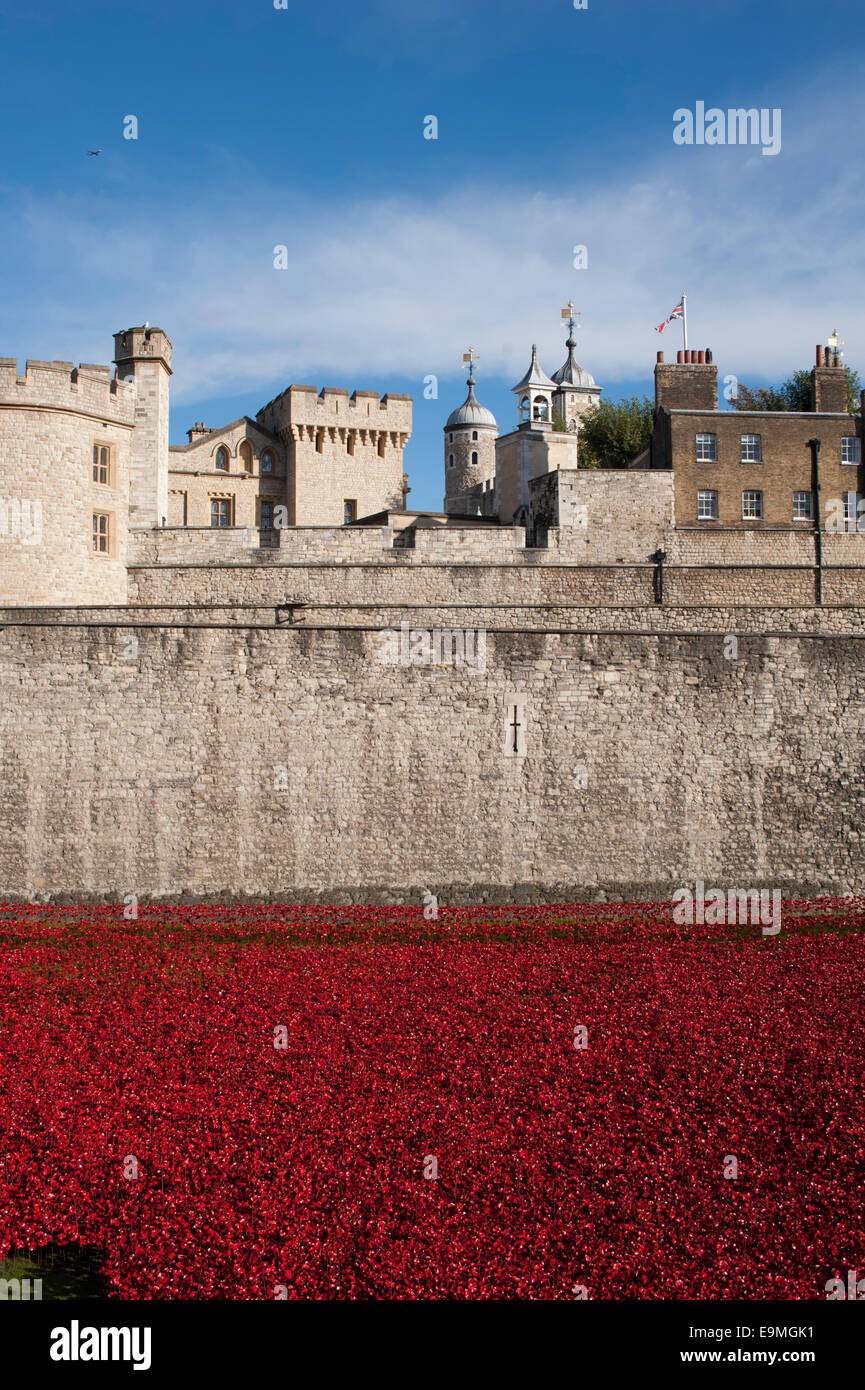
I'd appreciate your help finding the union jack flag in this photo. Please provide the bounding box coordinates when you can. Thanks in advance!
[656,297,685,333]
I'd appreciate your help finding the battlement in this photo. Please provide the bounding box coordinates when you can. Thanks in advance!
[257,384,413,435]
[0,357,136,425]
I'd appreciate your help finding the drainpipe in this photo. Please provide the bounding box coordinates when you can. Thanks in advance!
[808,438,822,604]
[650,547,667,604]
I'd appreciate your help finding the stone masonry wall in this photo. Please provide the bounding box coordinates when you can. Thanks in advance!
[0,624,861,901]
[0,360,135,605]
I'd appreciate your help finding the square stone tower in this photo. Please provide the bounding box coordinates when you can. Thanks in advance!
[113,326,173,527]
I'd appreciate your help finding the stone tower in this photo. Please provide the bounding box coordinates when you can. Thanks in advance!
[443,350,497,516]
[551,306,601,431]
[113,325,173,527]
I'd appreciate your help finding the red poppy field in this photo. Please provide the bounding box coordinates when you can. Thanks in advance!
[0,900,863,1300]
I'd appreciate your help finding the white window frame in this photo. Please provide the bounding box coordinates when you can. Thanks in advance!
[792,491,812,520]
[740,434,762,463]
[742,489,762,519]
[697,490,718,520]
[695,433,716,463]
[841,436,860,465]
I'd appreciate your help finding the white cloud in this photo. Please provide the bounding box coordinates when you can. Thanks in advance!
[1,90,863,404]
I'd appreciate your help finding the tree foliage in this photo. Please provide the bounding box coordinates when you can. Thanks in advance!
[577,395,654,469]
[734,366,861,414]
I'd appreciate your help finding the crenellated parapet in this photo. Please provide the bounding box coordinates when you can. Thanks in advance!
[257,384,412,439]
[0,358,136,426]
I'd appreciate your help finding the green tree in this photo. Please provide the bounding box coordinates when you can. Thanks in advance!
[734,366,861,413]
[577,395,654,469]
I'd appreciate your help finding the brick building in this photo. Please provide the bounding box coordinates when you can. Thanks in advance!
[649,345,863,534]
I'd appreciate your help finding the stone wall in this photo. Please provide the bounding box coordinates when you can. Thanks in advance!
[127,524,528,570]
[0,622,861,901]
[127,560,658,607]
[0,359,135,605]
[532,469,674,560]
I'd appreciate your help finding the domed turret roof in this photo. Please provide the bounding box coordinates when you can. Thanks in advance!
[445,375,497,430]
[552,333,596,389]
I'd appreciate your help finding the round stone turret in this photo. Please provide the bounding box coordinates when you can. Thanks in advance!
[444,358,497,515]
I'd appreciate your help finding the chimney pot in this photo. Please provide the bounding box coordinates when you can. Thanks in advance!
[656,351,664,363]
[698,350,705,364]
[816,344,823,367]
[706,348,713,363]
[677,350,683,364]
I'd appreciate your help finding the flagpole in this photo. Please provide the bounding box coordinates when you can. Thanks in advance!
[682,292,688,353]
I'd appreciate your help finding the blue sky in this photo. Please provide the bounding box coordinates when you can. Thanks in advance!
[1,0,863,510]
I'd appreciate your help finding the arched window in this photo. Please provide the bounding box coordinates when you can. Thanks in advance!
[239,441,253,472]
[448,453,455,469]
[471,451,478,466]
[472,430,478,440]
[533,396,549,422]
[215,446,229,471]
[260,451,273,473]
[520,395,530,422]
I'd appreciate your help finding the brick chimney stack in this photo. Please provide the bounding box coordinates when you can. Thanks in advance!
[810,344,848,413]
[186,422,213,443]
[654,349,718,411]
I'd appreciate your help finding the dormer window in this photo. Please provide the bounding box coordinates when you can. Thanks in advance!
[215,446,229,471]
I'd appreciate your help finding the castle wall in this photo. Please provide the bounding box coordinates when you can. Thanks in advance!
[126,551,865,609]
[0,622,861,901]
[531,469,674,560]
[6,602,865,635]
[127,524,528,569]
[0,360,134,605]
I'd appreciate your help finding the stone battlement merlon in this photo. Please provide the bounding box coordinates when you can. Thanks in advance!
[256,384,413,434]
[0,357,136,425]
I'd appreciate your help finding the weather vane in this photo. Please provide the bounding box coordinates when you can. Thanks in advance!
[827,329,845,357]
[561,301,582,337]
[462,346,478,377]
